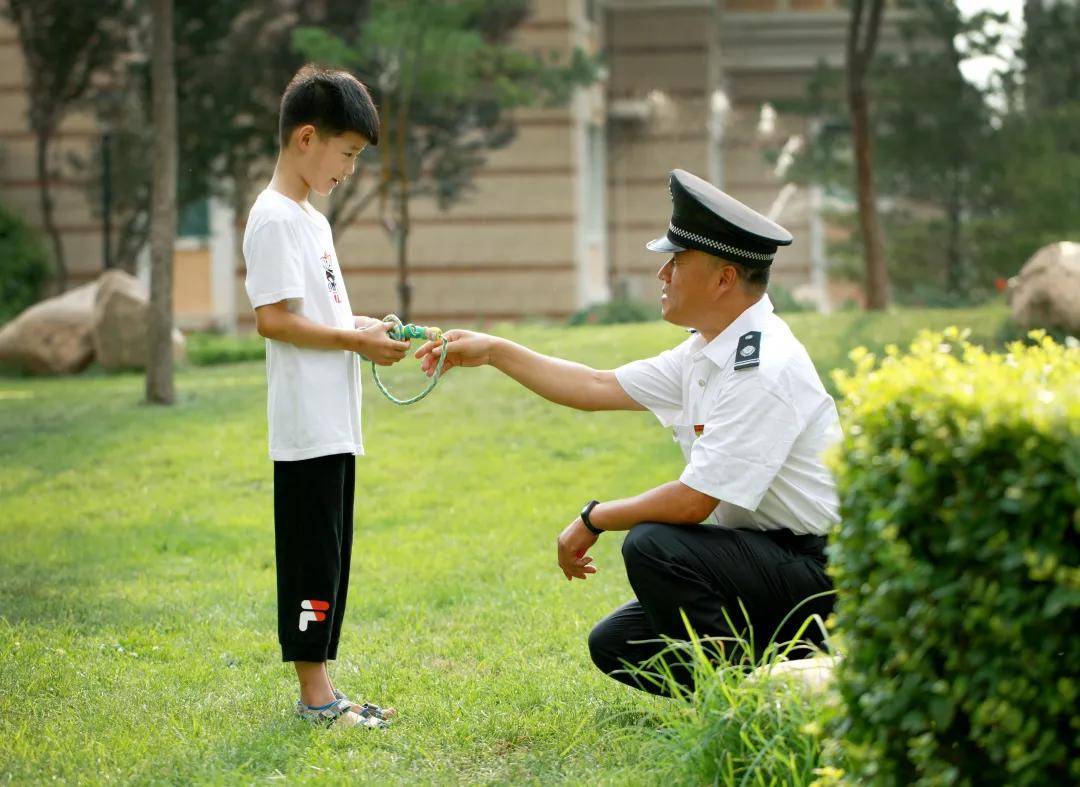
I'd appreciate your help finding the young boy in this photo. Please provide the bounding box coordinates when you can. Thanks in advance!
[243,66,410,729]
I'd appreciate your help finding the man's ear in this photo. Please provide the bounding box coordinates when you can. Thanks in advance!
[712,262,739,301]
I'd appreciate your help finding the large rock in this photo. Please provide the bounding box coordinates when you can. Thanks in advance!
[91,270,185,371]
[749,655,839,693]
[1008,241,1080,336]
[0,282,98,374]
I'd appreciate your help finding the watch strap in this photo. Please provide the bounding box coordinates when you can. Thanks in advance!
[580,499,603,535]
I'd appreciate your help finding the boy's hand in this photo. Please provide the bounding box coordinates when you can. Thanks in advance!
[350,322,409,365]
[414,329,496,377]
[353,315,384,330]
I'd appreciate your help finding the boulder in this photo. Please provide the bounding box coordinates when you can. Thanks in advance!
[91,270,185,371]
[1008,241,1080,336]
[0,282,98,374]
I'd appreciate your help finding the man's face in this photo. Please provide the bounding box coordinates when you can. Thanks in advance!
[656,249,724,326]
[296,127,368,197]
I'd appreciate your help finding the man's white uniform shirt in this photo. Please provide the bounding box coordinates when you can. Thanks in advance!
[615,295,841,536]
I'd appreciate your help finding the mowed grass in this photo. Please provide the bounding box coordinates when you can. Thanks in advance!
[0,305,1005,784]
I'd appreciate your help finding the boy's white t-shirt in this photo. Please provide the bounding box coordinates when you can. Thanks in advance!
[242,188,364,461]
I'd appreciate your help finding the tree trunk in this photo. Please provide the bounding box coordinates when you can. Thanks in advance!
[114,208,148,275]
[846,0,890,310]
[848,84,889,309]
[395,181,411,323]
[146,0,176,405]
[945,174,964,295]
[35,126,67,293]
[393,83,412,323]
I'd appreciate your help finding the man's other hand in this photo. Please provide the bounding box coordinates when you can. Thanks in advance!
[557,518,599,581]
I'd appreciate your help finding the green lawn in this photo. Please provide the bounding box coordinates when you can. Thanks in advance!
[0,305,1006,784]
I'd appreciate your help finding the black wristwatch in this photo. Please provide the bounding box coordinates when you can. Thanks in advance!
[580,499,604,536]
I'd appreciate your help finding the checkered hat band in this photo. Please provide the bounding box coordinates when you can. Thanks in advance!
[669,223,775,262]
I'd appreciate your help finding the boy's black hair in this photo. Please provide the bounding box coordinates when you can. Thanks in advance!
[279,65,379,148]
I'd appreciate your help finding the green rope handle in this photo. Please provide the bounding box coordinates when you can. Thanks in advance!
[368,314,448,406]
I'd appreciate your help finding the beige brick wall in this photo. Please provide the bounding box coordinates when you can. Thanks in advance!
[604,2,712,302]
[0,11,109,284]
[605,0,852,302]
[235,2,591,327]
[3,0,863,326]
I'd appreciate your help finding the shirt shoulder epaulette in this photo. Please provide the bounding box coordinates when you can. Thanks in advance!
[734,331,761,371]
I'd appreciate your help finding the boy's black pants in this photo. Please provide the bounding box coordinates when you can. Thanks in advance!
[274,453,354,662]
[588,523,834,696]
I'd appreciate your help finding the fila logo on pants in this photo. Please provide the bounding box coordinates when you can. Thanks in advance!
[299,599,330,631]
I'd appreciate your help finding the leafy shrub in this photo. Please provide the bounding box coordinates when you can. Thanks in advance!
[893,281,996,309]
[0,203,50,324]
[996,315,1075,347]
[785,305,1007,397]
[186,332,265,365]
[770,283,816,313]
[568,298,655,326]
[829,329,1080,785]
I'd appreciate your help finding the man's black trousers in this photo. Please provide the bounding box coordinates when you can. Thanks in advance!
[588,523,834,696]
[274,453,354,663]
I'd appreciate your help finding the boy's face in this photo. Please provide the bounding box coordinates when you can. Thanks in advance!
[293,125,369,197]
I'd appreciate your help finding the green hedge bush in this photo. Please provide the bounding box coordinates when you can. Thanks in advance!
[0,202,50,324]
[568,298,655,325]
[186,332,265,366]
[827,329,1079,785]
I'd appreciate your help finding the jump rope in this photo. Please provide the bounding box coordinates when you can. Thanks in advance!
[362,314,448,405]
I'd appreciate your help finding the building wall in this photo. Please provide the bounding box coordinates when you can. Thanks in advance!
[0,11,108,287]
[0,0,599,329]
[1,0,888,331]
[272,0,600,328]
[604,0,851,307]
[604,1,714,304]
[0,5,222,329]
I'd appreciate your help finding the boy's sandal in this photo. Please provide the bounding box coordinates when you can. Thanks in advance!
[333,689,397,721]
[296,697,389,729]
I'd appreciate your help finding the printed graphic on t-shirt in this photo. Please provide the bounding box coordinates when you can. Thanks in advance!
[299,598,330,631]
[321,251,341,303]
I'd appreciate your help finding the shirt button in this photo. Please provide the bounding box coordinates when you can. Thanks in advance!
[698,379,706,388]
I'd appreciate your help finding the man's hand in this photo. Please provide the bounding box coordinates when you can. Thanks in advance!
[557,518,599,581]
[348,322,410,366]
[414,329,497,377]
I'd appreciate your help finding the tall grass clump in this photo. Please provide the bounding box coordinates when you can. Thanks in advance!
[635,606,845,786]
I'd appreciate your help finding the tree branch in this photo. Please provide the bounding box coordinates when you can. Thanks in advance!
[336,184,381,232]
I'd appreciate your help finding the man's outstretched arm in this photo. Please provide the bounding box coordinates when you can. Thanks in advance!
[415,329,645,412]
